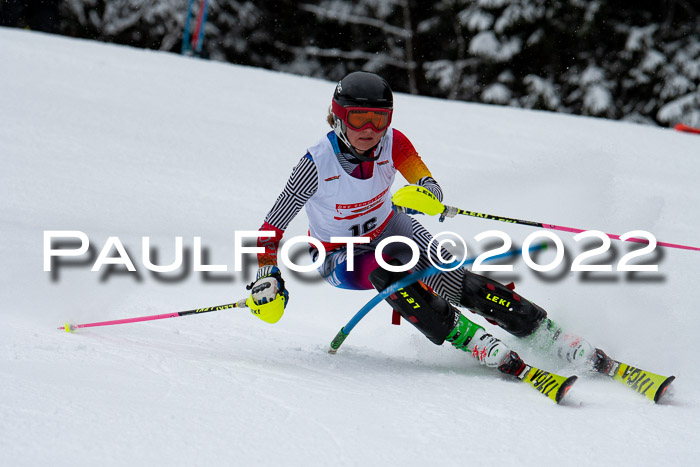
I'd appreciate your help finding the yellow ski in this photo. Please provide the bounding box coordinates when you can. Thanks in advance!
[610,361,675,403]
[518,365,578,404]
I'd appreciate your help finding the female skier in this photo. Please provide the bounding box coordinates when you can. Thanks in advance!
[246,71,614,378]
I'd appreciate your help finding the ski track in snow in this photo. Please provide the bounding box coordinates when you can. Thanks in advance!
[1,27,700,466]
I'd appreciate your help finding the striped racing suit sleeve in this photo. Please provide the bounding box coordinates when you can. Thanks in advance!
[257,154,318,267]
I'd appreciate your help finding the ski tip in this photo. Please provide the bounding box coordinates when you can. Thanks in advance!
[522,366,578,404]
[555,375,578,404]
[654,375,676,403]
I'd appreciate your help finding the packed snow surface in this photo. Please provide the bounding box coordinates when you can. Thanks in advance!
[1,27,699,466]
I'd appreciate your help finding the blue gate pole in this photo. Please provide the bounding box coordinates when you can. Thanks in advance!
[181,0,195,55]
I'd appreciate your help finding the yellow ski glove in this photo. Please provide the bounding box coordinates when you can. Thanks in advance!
[246,266,288,324]
[392,185,445,216]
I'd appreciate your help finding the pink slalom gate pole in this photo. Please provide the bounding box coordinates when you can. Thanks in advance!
[58,299,247,332]
[443,207,700,252]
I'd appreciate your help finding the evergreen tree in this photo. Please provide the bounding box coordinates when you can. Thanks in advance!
[49,0,700,128]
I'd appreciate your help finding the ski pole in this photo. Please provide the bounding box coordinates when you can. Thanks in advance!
[675,123,700,135]
[439,206,700,252]
[58,299,248,332]
[328,242,546,354]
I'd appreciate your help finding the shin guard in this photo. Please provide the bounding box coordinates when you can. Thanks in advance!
[368,266,459,345]
[460,272,546,337]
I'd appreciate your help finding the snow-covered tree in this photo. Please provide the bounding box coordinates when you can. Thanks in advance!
[61,0,186,51]
[52,0,700,128]
[289,0,420,91]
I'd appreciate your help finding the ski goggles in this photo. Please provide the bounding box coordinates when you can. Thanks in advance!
[332,102,393,132]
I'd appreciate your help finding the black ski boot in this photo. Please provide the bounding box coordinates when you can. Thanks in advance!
[590,348,616,375]
[498,350,527,377]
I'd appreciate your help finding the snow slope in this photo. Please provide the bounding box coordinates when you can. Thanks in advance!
[1,27,699,466]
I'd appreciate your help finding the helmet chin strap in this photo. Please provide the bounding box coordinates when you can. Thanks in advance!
[333,118,383,162]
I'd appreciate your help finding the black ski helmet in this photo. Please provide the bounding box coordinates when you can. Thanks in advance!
[333,71,393,110]
[331,72,393,161]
